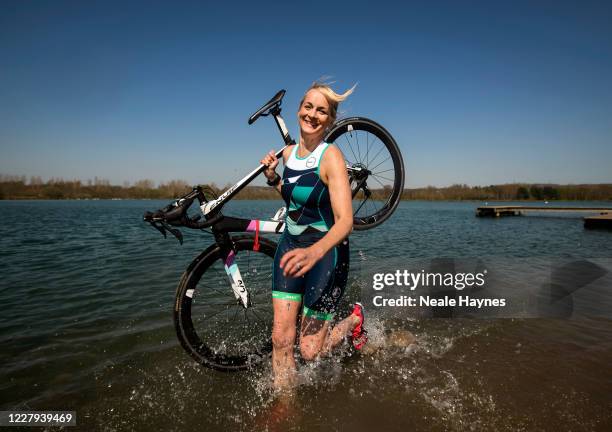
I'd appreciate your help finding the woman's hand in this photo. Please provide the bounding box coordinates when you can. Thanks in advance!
[279,246,323,278]
[260,150,279,180]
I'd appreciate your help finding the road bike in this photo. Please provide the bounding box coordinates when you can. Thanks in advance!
[144,89,405,371]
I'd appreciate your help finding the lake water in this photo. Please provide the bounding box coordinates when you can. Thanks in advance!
[1,200,611,431]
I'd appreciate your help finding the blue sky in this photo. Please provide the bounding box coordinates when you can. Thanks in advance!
[1,0,611,188]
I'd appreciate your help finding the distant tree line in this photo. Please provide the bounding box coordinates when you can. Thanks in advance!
[0,175,279,200]
[1,175,611,201]
[401,183,612,201]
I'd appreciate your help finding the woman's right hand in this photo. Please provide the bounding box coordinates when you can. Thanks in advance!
[260,150,279,180]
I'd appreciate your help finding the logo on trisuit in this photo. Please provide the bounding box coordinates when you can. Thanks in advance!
[306,156,316,168]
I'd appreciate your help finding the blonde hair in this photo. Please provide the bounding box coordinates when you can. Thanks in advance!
[300,81,357,125]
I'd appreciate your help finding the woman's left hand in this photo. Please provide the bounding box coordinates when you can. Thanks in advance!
[279,246,322,278]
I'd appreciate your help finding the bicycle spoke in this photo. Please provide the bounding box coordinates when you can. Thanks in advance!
[250,308,268,325]
[369,155,391,172]
[203,305,232,320]
[365,131,371,166]
[212,264,226,283]
[355,196,369,215]
[199,284,233,298]
[342,133,359,164]
[231,304,241,323]
[356,130,361,163]
[367,197,374,216]
[371,173,395,183]
[372,168,395,175]
[367,143,387,169]
[201,300,238,307]
[362,199,371,218]
[370,175,388,190]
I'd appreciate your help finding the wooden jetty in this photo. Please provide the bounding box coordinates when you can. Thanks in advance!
[476,206,612,217]
[476,205,612,229]
[584,214,612,229]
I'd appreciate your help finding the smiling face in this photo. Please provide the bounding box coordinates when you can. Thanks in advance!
[298,89,332,140]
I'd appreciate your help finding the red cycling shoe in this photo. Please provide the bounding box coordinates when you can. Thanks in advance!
[351,302,368,350]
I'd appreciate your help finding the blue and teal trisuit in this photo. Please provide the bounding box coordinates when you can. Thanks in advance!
[272,142,350,320]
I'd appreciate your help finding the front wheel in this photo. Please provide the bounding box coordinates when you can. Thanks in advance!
[325,117,405,230]
[174,235,277,371]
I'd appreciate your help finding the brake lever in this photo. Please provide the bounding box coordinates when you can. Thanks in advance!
[161,222,184,245]
[150,221,167,239]
[148,220,184,245]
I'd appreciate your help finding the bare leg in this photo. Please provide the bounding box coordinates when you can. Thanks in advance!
[271,298,301,390]
[253,390,298,432]
[299,312,360,360]
[321,313,360,354]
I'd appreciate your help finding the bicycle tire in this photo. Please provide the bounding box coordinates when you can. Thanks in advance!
[325,117,405,230]
[174,235,277,371]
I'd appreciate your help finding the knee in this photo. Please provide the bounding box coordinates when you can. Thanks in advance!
[272,327,295,351]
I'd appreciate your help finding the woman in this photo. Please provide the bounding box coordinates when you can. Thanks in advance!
[260,82,367,389]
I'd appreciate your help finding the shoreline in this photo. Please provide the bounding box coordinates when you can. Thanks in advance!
[2,197,612,202]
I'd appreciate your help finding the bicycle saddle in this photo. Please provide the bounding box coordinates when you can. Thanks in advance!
[248,89,285,124]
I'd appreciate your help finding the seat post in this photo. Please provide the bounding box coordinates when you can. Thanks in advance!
[271,107,295,146]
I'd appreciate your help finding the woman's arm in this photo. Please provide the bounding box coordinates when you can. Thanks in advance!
[280,145,352,277]
[260,146,292,195]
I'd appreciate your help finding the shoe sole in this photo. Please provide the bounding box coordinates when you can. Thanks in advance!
[352,302,367,349]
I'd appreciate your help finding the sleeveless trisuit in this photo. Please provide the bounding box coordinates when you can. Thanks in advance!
[272,143,350,320]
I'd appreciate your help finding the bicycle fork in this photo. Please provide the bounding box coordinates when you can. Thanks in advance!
[223,248,251,308]
[216,232,251,309]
